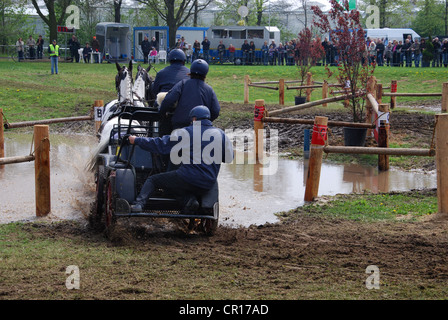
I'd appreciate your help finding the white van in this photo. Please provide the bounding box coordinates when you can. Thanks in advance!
[365,28,420,44]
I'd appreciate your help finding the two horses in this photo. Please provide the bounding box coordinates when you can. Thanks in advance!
[87,61,156,172]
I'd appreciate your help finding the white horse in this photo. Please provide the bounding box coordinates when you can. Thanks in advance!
[87,62,149,172]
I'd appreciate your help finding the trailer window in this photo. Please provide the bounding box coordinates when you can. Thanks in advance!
[248,29,263,39]
[229,30,245,39]
[212,29,227,39]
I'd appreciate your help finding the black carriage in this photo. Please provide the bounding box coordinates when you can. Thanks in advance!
[91,106,219,236]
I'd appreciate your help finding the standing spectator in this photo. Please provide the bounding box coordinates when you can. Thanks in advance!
[248,41,255,64]
[269,40,277,65]
[376,39,385,66]
[241,40,250,65]
[150,36,159,51]
[392,40,401,67]
[49,39,59,74]
[91,36,100,63]
[321,37,329,65]
[368,39,376,65]
[286,41,295,66]
[228,43,236,63]
[432,37,441,67]
[68,35,80,63]
[402,39,412,67]
[261,41,269,65]
[36,35,44,59]
[201,36,210,62]
[16,37,24,62]
[442,38,448,67]
[185,44,193,63]
[150,47,158,63]
[26,35,36,60]
[277,42,285,65]
[384,42,393,66]
[411,38,421,68]
[141,36,151,64]
[217,40,226,64]
[83,42,92,63]
[193,40,201,62]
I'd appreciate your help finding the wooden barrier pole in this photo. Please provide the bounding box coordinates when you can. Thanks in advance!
[442,82,448,113]
[254,99,265,163]
[279,79,285,105]
[268,94,357,116]
[322,81,328,107]
[34,125,51,217]
[5,115,93,129]
[263,116,375,128]
[390,80,397,109]
[0,108,4,169]
[377,103,390,171]
[306,72,313,102]
[93,100,104,133]
[244,75,250,104]
[366,76,377,137]
[436,113,448,215]
[304,116,328,202]
[324,146,434,157]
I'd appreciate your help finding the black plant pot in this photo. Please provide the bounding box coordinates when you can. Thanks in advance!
[295,96,306,105]
[343,127,367,147]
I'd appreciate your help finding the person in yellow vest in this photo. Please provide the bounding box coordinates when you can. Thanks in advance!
[49,39,59,75]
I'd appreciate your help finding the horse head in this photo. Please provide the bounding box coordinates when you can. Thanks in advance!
[134,64,156,107]
[115,61,134,105]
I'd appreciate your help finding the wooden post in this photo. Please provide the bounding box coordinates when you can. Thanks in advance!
[436,114,448,215]
[244,75,250,104]
[377,104,390,171]
[304,116,328,202]
[376,83,383,104]
[306,72,312,102]
[390,80,397,109]
[279,79,285,105]
[93,100,104,133]
[34,125,51,217]
[254,99,265,163]
[0,108,4,169]
[322,81,328,107]
[441,82,448,113]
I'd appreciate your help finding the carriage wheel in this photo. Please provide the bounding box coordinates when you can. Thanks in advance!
[200,203,219,236]
[90,165,106,230]
[104,174,116,229]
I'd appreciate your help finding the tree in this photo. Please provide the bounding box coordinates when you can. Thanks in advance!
[412,0,445,37]
[358,0,417,28]
[313,0,375,123]
[30,0,72,43]
[0,0,33,51]
[114,0,122,23]
[137,0,214,49]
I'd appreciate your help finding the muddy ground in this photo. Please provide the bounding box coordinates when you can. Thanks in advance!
[3,103,447,300]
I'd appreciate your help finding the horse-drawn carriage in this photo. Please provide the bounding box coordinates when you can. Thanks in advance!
[88,62,219,235]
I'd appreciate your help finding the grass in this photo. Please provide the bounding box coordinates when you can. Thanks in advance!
[0,59,447,124]
[279,191,438,223]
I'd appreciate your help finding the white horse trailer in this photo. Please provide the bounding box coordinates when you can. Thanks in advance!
[96,22,132,62]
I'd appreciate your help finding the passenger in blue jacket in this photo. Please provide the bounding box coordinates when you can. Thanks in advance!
[158,59,220,131]
[128,106,234,213]
[151,49,190,96]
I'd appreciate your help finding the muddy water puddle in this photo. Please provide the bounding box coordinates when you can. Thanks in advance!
[0,133,437,227]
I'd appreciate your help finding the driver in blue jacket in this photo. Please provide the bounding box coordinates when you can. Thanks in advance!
[151,49,190,96]
[128,106,234,213]
[158,59,220,132]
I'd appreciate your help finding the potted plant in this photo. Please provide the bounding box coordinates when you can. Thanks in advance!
[421,38,433,68]
[295,28,325,105]
[313,0,375,146]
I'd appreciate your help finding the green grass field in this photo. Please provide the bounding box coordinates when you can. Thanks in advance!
[0,59,447,123]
